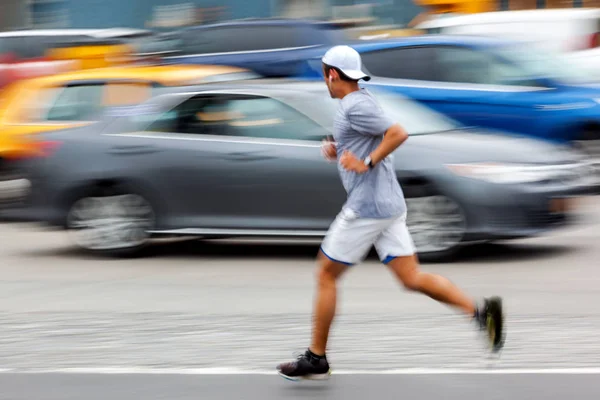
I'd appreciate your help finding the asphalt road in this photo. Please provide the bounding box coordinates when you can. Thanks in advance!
[0,197,599,398]
[1,373,599,400]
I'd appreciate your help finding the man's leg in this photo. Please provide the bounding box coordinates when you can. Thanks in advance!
[276,251,351,380]
[309,251,349,356]
[377,213,505,352]
[386,254,475,315]
[277,211,380,380]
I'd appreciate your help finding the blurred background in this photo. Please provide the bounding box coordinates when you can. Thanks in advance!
[1,0,600,398]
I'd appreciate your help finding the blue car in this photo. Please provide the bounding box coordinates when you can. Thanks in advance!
[299,35,600,159]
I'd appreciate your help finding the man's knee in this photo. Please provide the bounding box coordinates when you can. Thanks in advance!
[387,254,421,291]
[316,253,348,285]
[316,267,334,288]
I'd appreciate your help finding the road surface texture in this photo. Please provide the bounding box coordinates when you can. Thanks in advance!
[0,197,599,399]
[1,373,599,400]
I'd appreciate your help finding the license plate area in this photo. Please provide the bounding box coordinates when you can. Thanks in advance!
[549,197,579,214]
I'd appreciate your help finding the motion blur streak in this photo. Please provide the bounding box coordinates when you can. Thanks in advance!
[0,2,599,399]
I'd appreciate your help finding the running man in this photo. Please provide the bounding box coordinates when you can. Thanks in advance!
[276,45,505,381]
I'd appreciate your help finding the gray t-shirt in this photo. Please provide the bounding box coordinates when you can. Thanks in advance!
[333,88,406,219]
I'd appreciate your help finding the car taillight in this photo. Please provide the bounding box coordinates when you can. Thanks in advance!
[9,140,63,160]
[589,32,599,49]
[37,140,63,157]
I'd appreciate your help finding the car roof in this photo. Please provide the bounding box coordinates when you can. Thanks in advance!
[182,18,342,31]
[348,34,514,52]
[19,64,253,87]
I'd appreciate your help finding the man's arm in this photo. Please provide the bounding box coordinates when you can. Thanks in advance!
[368,123,408,166]
[340,100,409,173]
[340,123,408,173]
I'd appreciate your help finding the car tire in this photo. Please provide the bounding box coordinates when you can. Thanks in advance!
[405,189,467,263]
[65,184,156,257]
[574,127,600,192]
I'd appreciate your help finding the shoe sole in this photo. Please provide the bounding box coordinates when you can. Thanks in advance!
[278,370,332,382]
[486,296,505,353]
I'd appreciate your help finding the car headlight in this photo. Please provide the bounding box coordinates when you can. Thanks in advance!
[446,162,592,185]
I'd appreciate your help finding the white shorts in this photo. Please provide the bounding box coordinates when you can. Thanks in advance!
[320,208,417,266]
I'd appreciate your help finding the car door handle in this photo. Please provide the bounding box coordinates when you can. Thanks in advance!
[108,145,160,155]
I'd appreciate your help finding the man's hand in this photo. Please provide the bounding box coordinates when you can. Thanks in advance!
[321,139,337,162]
[340,150,369,174]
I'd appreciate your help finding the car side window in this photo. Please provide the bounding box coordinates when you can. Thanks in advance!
[45,84,105,121]
[434,46,496,84]
[181,25,300,55]
[104,82,152,106]
[433,46,535,86]
[180,29,215,55]
[19,86,64,122]
[215,96,323,140]
[360,47,437,80]
[146,95,325,141]
[221,26,299,51]
[143,96,218,133]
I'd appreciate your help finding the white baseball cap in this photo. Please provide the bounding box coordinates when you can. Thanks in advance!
[321,45,371,81]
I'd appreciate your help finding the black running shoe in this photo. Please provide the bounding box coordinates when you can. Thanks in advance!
[475,296,505,352]
[277,350,331,381]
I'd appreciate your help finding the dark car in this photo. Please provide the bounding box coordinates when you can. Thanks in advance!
[13,80,597,261]
[160,19,350,77]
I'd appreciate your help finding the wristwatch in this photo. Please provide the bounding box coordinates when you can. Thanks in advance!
[364,155,374,169]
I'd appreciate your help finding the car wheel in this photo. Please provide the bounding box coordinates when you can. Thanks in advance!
[66,189,155,257]
[574,127,600,186]
[405,194,467,262]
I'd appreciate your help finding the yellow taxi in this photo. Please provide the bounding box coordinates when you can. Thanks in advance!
[0,64,257,161]
[0,63,257,204]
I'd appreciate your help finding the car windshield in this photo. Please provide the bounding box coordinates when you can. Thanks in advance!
[305,87,462,135]
[490,44,598,84]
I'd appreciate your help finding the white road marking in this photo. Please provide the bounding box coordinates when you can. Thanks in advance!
[1,367,599,375]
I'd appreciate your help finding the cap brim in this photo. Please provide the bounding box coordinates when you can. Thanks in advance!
[341,69,371,81]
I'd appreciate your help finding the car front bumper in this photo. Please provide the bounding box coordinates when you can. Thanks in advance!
[452,182,595,242]
[0,177,31,202]
[0,158,31,206]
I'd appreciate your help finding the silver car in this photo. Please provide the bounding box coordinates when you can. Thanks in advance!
[14,80,597,261]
